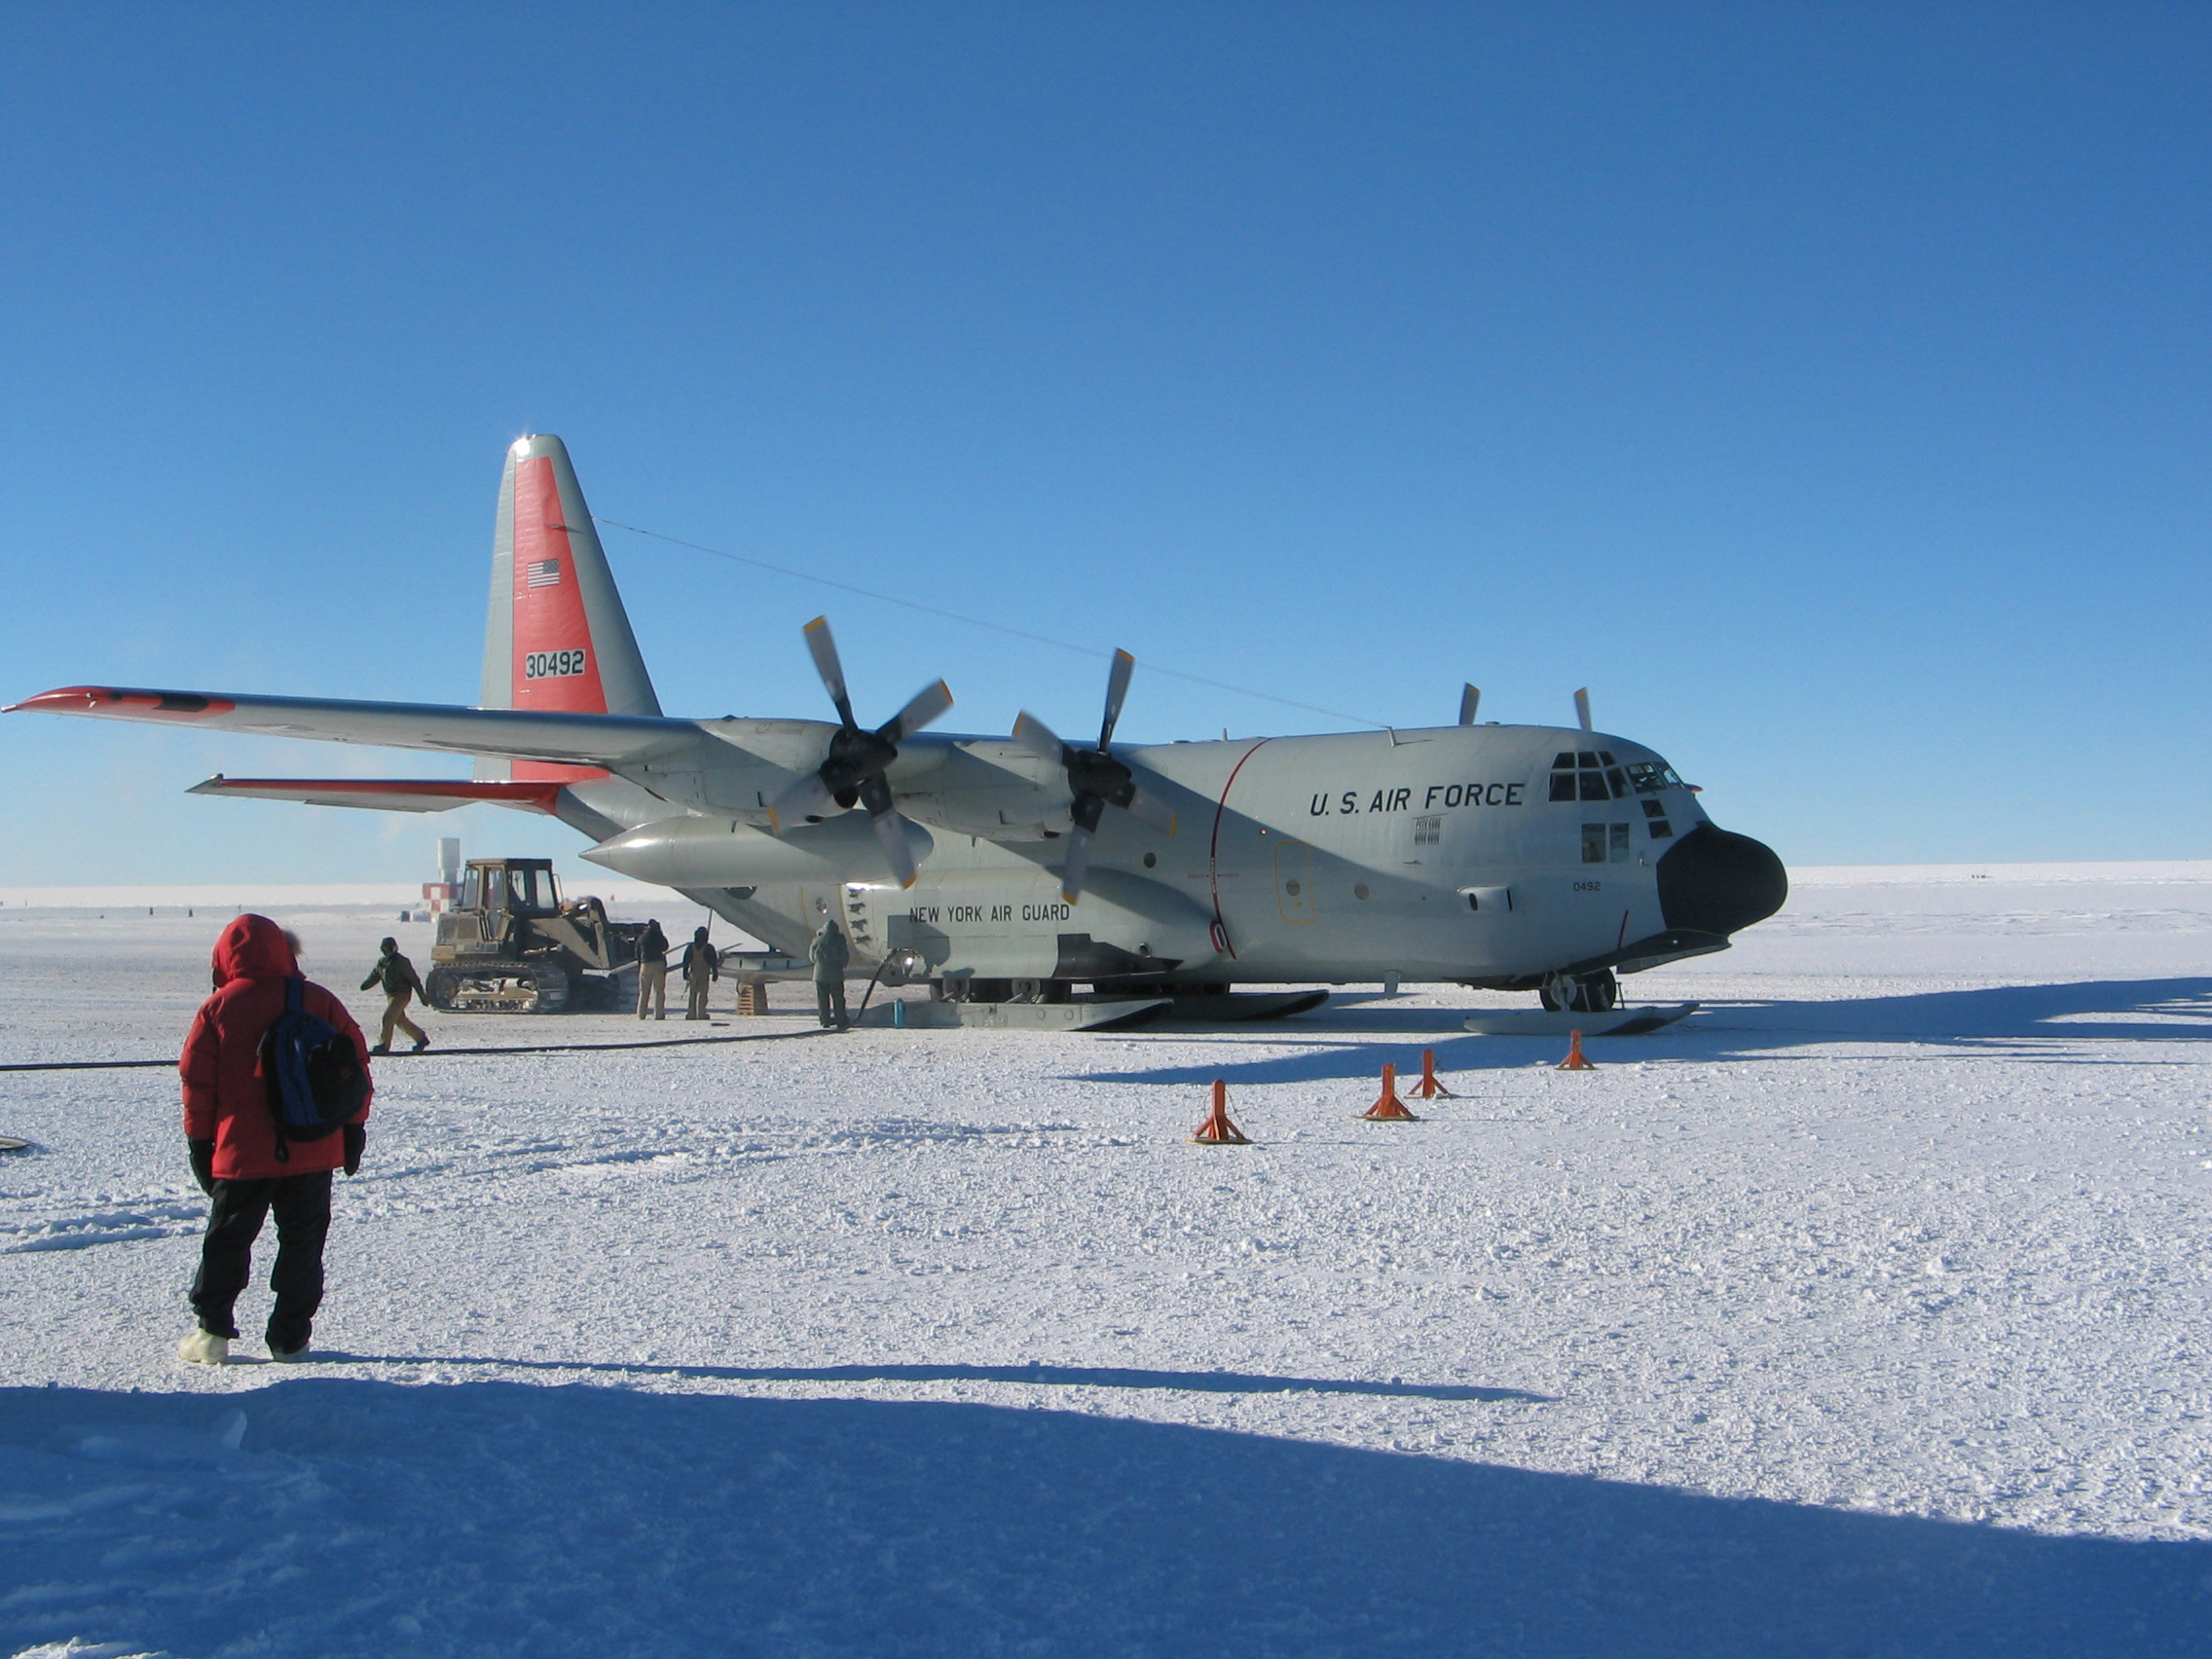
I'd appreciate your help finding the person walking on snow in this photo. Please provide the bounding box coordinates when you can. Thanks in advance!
[179,914,372,1365]
[680,925,719,1020]
[636,917,670,1018]
[360,936,429,1053]
[811,916,852,1031]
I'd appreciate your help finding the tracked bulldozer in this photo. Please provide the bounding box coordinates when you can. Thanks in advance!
[425,858,647,1014]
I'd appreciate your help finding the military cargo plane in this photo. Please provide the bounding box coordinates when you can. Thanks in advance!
[8,435,1786,1017]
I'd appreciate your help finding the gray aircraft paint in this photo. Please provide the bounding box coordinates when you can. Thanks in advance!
[9,435,1782,995]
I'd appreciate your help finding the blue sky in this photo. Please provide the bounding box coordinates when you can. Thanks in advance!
[3,3,2206,885]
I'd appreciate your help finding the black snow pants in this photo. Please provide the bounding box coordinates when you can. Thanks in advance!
[190,1170,332,1350]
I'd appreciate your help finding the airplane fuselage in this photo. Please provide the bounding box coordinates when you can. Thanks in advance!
[562,718,1773,993]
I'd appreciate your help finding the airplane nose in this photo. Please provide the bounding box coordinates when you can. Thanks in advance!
[1657,824,1788,939]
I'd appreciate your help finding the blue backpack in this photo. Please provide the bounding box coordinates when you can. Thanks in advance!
[258,977,369,1161]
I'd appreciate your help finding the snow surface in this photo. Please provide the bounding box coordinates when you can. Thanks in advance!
[3,866,2210,1655]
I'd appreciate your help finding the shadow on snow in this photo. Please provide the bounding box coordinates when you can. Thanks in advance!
[2,1380,2204,1658]
[320,1356,1543,1403]
[1085,977,2212,1088]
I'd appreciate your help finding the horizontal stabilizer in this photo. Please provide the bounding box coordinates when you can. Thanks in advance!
[188,776,567,814]
[6,684,698,767]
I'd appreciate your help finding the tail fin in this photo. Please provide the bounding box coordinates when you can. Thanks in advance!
[477,435,659,781]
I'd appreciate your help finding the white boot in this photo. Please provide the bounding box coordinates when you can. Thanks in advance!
[268,1340,311,1363]
[177,1329,230,1365]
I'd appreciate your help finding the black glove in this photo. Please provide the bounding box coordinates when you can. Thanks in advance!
[188,1138,216,1196]
[342,1122,365,1176]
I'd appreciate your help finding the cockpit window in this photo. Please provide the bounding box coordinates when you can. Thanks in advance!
[1553,752,1576,770]
[1625,760,1685,793]
[1577,751,1601,767]
[1579,771,1609,801]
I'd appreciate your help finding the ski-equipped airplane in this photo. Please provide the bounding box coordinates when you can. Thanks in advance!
[8,434,1786,1017]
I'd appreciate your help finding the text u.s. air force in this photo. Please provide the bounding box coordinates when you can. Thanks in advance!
[1309,782,1526,816]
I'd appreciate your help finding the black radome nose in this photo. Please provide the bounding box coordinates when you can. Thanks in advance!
[1657,825,1788,939]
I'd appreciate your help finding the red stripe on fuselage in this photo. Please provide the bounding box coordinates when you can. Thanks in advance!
[1206,739,1272,959]
[509,454,609,782]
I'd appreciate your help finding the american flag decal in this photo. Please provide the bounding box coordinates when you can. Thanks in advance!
[525,558,561,588]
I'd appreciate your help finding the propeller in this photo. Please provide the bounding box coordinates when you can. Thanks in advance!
[1011,648,1176,903]
[767,616,952,889]
[1458,684,1481,725]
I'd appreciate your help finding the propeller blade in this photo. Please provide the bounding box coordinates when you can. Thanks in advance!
[879,679,953,744]
[1123,784,1177,836]
[869,801,919,889]
[1010,711,1070,767]
[1099,648,1135,750]
[766,768,833,832]
[1573,687,1592,732]
[1458,684,1481,725]
[802,616,858,728]
[1058,824,1095,904]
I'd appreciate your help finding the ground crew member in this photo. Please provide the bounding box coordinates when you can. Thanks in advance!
[681,925,719,1020]
[811,916,852,1031]
[179,914,372,1365]
[360,936,429,1054]
[636,917,670,1019]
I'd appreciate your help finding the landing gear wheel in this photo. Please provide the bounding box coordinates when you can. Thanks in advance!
[1539,970,1618,1014]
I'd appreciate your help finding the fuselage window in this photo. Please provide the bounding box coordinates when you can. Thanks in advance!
[1609,823,1631,862]
[1641,799,1666,819]
[1648,819,1674,839]
[1582,824,1607,864]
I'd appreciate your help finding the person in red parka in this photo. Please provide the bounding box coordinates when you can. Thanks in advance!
[176,914,373,1365]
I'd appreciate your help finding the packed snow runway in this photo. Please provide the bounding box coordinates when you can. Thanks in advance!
[3,865,2209,1655]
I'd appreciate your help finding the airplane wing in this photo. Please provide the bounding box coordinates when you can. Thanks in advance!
[185,777,569,814]
[4,684,701,767]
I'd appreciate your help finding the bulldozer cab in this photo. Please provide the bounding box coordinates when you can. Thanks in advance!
[459,858,559,919]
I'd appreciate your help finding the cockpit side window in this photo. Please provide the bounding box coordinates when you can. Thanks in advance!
[1625,760,1685,793]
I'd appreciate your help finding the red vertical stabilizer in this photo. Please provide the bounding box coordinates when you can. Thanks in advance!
[477,434,661,783]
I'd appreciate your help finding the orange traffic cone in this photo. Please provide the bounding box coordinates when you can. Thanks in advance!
[1360,1061,1421,1121]
[1406,1047,1457,1100]
[1191,1079,1252,1145]
[1556,1028,1596,1070]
